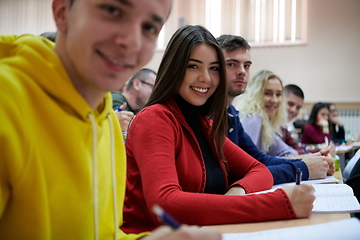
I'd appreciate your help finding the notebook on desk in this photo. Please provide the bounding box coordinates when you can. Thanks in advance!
[312,184,360,213]
[223,218,360,240]
[247,183,360,213]
[272,176,340,188]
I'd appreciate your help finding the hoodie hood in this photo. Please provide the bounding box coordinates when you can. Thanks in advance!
[0,34,113,122]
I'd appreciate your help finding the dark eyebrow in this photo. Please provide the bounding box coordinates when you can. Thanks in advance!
[225,59,239,63]
[115,0,165,25]
[225,59,253,65]
[189,59,219,65]
[189,59,203,64]
[115,0,132,7]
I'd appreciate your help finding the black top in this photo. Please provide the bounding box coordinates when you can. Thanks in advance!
[329,123,345,144]
[174,94,225,194]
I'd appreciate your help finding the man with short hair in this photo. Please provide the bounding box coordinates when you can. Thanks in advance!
[217,34,334,184]
[283,84,327,154]
[0,0,221,239]
[112,68,156,114]
[282,84,309,154]
[284,84,305,122]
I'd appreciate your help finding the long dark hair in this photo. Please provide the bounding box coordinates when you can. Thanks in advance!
[308,102,329,125]
[145,25,228,159]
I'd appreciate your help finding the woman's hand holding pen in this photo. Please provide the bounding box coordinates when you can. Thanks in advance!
[282,184,315,219]
[142,225,222,240]
[318,141,336,158]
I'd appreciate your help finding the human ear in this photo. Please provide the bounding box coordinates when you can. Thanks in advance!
[133,79,142,91]
[52,0,70,33]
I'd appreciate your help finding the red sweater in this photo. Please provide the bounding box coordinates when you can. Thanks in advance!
[301,124,331,144]
[121,99,296,234]
[281,127,319,154]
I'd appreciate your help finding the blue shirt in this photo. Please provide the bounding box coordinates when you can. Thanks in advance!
[227,105,309,184]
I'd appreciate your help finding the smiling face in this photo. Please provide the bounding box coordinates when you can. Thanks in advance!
[178,44,220,106]
[262,78,283,119]
[53,0,171,108]
[223,48,252,100]
[286,93,304,121]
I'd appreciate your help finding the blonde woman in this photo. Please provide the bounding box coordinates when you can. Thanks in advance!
[235,70,298,157]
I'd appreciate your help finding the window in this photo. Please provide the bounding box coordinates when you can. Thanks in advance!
[157,0,308,49]
[0,0,56,36]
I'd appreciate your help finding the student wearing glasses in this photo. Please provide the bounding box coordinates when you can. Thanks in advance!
[112,68,156,114]
[112,68,156,135]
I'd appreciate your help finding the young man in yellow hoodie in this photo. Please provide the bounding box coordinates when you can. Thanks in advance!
[0,0,221,239]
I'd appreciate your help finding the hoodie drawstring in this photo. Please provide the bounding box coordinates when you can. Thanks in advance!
[107,114,118,240]
[88,113,99,240]
[88,113,118,240]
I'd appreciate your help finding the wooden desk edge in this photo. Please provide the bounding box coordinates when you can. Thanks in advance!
[202,213,350,233]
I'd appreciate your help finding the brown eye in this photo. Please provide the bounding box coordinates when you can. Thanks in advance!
[143,23,158,35]
[101,5,120,16]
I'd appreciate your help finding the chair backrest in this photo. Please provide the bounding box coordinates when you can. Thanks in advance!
[343,148,360,182]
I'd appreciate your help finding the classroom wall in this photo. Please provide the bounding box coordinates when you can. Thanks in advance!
[146,0,360,103]
[1,0,359,103]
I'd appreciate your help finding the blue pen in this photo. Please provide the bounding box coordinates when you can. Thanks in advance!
[301,145,307,154]
[152,204,181,230]
[115,106,122,112]
[296,168,302,185]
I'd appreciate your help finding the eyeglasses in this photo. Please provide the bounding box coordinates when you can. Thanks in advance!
[139,80,154,87]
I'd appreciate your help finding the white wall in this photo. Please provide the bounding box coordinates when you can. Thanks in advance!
[146,0,360,103]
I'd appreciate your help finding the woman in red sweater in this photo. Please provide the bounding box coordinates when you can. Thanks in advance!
[121,25,315,234]
[301,102,331,145]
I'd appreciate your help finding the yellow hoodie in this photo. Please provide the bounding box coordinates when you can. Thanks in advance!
[0,35,146,240]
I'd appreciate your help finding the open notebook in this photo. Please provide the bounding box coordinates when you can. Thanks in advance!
[247,183,360,213]
[312,184,360,213]
[223,218,360,240]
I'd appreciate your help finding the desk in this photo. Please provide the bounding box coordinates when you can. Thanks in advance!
[203,213,350,233]
[333,170,343,183]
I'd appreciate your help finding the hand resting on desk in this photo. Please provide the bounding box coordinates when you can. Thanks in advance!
[282,184,315,218]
